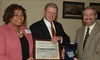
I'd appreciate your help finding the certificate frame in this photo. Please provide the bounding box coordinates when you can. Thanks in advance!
[34,39,61,60]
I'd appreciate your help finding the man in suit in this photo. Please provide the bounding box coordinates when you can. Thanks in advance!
[30,3,70,58]
[74,6,100,60]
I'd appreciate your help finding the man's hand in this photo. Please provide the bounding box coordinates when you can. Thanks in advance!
[74,58,78,60]
[51,36,61,44]
[61,48,65,59]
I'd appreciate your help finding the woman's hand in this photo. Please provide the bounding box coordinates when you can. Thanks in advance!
[27,57,34,60]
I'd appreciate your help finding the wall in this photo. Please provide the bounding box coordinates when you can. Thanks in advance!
[0,0,100,42]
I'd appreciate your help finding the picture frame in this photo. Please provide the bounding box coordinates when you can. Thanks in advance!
[34,39,61,60]
[0,0,2,16]
[62,1,84,19]
[90,3,100,19]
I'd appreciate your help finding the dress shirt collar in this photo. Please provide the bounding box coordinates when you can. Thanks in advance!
[43,18,51,27]
[85,22,96,34]
[43,17,55,27]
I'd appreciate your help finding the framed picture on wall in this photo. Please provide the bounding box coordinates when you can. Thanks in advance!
[62,1,84,19]
[90,3,100,19]
[0,0,1,16]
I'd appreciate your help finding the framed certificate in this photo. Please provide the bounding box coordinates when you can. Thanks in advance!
[35,40,61,60]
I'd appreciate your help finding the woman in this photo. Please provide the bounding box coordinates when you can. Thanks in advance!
[0,4,34,60]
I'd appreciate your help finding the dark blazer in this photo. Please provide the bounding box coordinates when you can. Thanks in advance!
[75,22,100,60]
[30,18,70,46]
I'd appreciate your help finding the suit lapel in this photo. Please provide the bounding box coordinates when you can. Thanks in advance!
[7,23,22,55]
[53,21,63,36]
[40,20,51,39]
[20,27,33,56]
[83,23,99,52]
[78,27,85,54]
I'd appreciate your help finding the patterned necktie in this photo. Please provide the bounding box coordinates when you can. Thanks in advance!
[83,27,90,50]
[51,23,56,37]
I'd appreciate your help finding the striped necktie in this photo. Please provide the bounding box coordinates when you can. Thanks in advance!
[83,27,90,50]
[51,23,56,37]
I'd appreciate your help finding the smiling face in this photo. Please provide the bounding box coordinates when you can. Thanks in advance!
[10,9,24,27]
[83,9,97,26]
[44,6,57,22]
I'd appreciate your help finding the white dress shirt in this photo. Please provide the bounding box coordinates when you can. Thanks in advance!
[43,18,56,37]
[83,22,96,41]
[43,18,63,43]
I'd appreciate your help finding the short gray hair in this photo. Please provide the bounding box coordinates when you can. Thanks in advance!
[82,6,97,15]
[44,3,58,11]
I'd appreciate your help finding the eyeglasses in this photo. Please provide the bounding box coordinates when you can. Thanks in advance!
[46,11,57,15]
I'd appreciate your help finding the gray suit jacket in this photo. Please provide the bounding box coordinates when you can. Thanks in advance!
[75,22,100,60]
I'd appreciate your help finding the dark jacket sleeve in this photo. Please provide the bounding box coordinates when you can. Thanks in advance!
[54,21,70,46]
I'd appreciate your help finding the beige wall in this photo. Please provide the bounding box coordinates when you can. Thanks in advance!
[0,0,100,42]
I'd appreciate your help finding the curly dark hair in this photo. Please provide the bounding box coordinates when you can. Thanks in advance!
[3,4,26,24]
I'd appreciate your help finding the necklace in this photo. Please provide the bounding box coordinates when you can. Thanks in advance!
[17,30,22,35]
